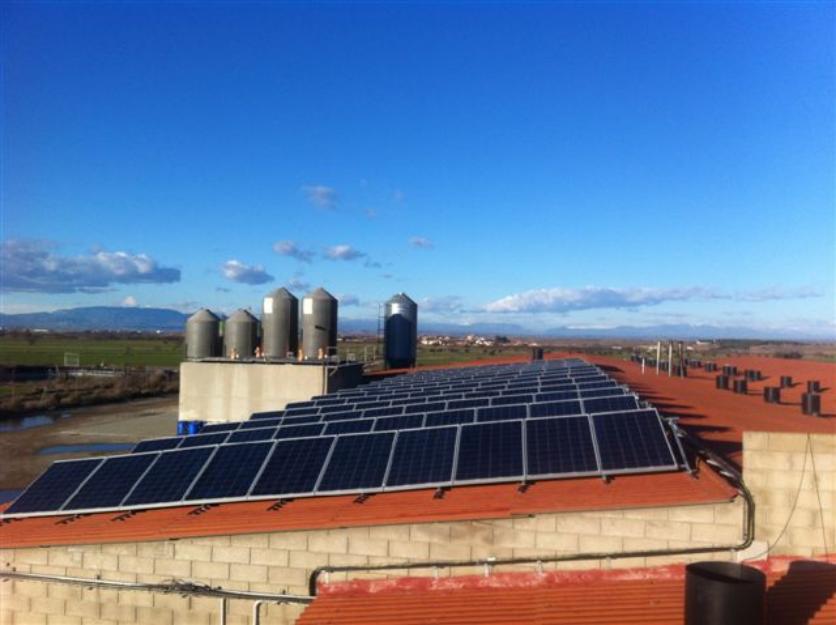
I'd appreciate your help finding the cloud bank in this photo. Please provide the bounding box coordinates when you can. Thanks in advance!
[410,236,434,249]
[0,239,181,293]
[222,260,274,285]
[303,185,338,209]
[273,240,315,263]
[324,244,365,261]
[485,286,822,313]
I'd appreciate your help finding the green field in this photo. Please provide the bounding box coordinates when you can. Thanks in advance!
[0,336,184,368]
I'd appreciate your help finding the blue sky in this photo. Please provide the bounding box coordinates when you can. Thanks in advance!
[1,1,834,336]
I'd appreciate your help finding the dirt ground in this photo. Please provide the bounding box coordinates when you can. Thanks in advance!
[0,396,177,490]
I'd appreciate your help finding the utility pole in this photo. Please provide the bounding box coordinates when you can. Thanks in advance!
[656,341,661,376]
[668,341,673,377]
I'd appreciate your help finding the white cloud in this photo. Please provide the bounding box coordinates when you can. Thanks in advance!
[338,294,360,306]
[121,295,138,307]
[287,274,310,292]
[303,185,338,209]
[410,236,434,249]
[0,239,181,293]
[273,240,315,263]
[222,259,274,285]
[324,244,365,261]
[420,295,464,313]
[484,286,822,313]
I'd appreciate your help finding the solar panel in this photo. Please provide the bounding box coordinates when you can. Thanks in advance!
[241,418,282,430]
[281,414,322,426]
[124,447,213,506]
[526,417,597,476]
[228,427,277,443]
[185,442,273,501]
[133,437,182,453]
[320,410,362,422]
[535,391,578,402]
[405,401,445,414]
[275,423,324,439]
[583,396,639,414]
[425,409,475,427]
[200,422,241,433]
[477,404,528,422]
[5,458,102,514]
[317,432,395,492]
[386,427,457,488]
[456,421,523,481]
[65,453,157,510]
[374,414,424,432]
[250,437,333,497]
[592,410,677,470]
[324,419,374,435]
[529,400,583,418]
[250,410,285,420]
[178,432,230,448]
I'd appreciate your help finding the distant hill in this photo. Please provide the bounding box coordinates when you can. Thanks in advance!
[0,306,832,340]
[0,306,189,331]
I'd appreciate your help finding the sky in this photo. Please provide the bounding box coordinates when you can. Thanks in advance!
[1,1,834,336]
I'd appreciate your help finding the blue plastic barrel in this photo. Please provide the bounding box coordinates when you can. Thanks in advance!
[176,421,189,436]
[187,420,204,435]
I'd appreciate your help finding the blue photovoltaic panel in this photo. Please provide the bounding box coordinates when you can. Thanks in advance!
[317,432,395,492]
[526,417,598,476]
[320,404,352,414]
[185,442,273,500]
[374,414,424,432]
[476,404,528,422]
[250,410,285,420]
[492,394,533,406]
[405,401,445,414]
[320,411,361,422]
[324,419,374,435]
[133,437,182,453]
[275,423,324,439]
[251,437,334,496]
[425,409,475,427]
[447,398,490,409]
[535,391,578,402]
[179,432,229,448]
[240,419,281,430]
[200,422,241,433]
[124,447,213,506]
[580,387,626,399]
[583,396,639,414]
[281,415,322,425]
[386,427,457,487]
[6,459,103,514]
[456,421,523,481]
[65,454,158,510]
[228,427,277,443]
[529,400,583,418]
[362,406,405,418]
[283,407,320,416]
[593,410,676,470]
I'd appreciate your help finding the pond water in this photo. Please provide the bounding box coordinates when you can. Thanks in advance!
[37,443,135,456]
[0,412,73,433]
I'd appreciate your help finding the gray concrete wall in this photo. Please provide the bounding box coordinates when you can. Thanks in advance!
[178,362,363,423]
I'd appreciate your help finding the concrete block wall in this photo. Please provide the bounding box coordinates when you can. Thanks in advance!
[743,431,835,558]
[1,499,742,625]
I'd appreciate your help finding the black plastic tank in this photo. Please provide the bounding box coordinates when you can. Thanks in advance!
[780,375,793,388]
[531,347,544,361]
[685,561,765,625]
[715,375,730,390]
[384,293,418,369]
[733,379,748,394]
[763,387,781,404]
[807,380,821,393]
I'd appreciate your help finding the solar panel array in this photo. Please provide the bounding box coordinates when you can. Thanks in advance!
[3,359,683,518]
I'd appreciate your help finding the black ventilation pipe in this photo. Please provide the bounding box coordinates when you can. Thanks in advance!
[685,561,765,625]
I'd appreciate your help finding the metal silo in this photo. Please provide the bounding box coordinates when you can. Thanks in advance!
[261,287,299,359]
[223,309,259,359]
[301,287,338,360]
[384,293,418,369]
[185,309,221,359]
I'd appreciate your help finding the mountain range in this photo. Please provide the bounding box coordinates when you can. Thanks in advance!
[1,306,832,340]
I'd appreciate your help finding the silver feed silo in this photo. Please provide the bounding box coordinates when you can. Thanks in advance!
[301,287,338,360]
[261,287,299,359]
[223,309,259,359]
[185,309,221,359]
[384,293,418,369]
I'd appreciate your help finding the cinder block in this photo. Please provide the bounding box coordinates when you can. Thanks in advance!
[492,526,535,549]
[230,534,270,549]
[600,517,646,538]
[153,558,191,578]
[192,560,229,580]
[64,600,100,619]
[623,537,665,552]
[47,550,83,568]
[288,550,323,570]
[1,593,30,612]
[429,542,471,560]
[449,523,492,546]
[268,532,308,551]
[13,580,48,599]
[46,584,82,601]
[100,602,136,622]
[368,525,410,542]
[468,545,515,560]
[153,593,190,611]
[622,507,669,521]
[691,523,741,544]
[556,515,600,535]
[578,535,623,553]
[410,524,451,545]
[100,543,138,556]
[13,549,49,566]
[211,546,250,564]
[327,553,368,567]
[137,542,174,559]
[714,502,743,525]
[668,505,715,523]
[388,540,429,560]
[117,555,155,575]
[767,433,808,453]
[249,547,289,567]
[17,612,46,625]
[533,532,577,552]
[229,563,268,583]
[743,432,769,451]
[192,535,230,547]
[46,615,82,625]
[267,566,307,588]
[174,543,212,562]
[116,589,154,607]
[307,533,348,555]
[32,595,67,615]
[136,606,174,625]
[347,536,389,557]
[644,520,691,542]
[29,565,68,576]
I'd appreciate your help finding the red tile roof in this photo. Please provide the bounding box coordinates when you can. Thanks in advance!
[298,555,836,625]
[0,457,733,548]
